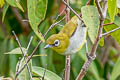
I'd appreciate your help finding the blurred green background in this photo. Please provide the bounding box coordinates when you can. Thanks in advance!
[0,0,120,80]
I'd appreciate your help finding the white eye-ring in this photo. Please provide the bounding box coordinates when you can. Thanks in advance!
[54,40,60,47]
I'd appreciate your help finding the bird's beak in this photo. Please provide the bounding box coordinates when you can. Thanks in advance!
[44,44,52,49]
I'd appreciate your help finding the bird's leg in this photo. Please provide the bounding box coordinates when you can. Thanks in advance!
[62,0,82,20]
[85,41,96,60]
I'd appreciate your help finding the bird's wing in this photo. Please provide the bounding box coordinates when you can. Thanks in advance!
[59,16,78,38]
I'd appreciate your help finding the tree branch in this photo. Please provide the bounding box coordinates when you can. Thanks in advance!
[76,0,108,79]
[103,22,114,26]
[64,0,70,80]
[14,16,65,79]
[62,0,82,20]
[101,26,120,38]
[86,0,92,5]
[12,31,33,80]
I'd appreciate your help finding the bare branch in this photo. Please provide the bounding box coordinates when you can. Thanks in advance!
[102,0,108,18]
[42,64,47,80]
[76,0,108,79]
[95,0,104,20]
[44,16,65,37]
[22,20,29,22]
[14,16,65,79]
[65,55,70,80]
[12,31,33,80]
[55,8,66,21]
[101,26,120,38]
[16,57,21,73]
[103,22,114,26]
[63,0,71,80]
[56,24,64,27]
[86,0,92,5]
[62,0,82,20]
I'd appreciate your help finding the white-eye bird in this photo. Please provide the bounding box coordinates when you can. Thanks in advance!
[44,16,87,55]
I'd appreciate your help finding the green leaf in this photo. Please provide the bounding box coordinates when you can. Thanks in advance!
[16,0,24,12]
[0,25,5,38]
[117,0,120,8]
[104,19,120,45]
[6,0,24,12]
[108,0,117,22]
[8,38,17,73]
[110,57,120,80]
[99,37,104,46]
[39,44,47,67]
[4,47,27,54]
[89,62,101,80]
[114,16,120,26]
[32,66,62,80]
[39,43,56,72]
[0,0,5,8]
[35,0,47,18]
[27,0,48,42]
[18,60,32,80]
[81,5,100,43]
[2,3,9,22]
[73,46,101,80]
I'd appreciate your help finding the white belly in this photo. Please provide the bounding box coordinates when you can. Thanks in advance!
[64,19,87,55]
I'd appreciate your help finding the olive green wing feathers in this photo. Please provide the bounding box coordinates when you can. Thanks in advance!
[59,16,78,38]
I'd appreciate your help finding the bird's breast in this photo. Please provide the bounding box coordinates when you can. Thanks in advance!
[64,19,87,55]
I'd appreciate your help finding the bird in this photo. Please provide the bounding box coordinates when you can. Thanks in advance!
[44,16,87,55]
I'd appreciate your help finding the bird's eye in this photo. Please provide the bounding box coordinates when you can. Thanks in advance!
[54,40,60,47]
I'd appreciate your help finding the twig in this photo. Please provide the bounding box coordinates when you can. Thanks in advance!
[62,0,82,20]
[22,19,29,22]
[64,0,70,80]
[76,0,108,79]
[65,55,70,80]
[16,57,21,73]
[86,0,92,5]
[12,31,33,80]
[57,24,64,27]
[20,36,33,66]
[42,64,47,80]
[103,22,114,26]
[55,8,66,21]
[85,41,89,59]
[101,26,120,37]
[25,36,33,57]
[95,0,105,20]
[102,0,107,18]
[14,16,65,79]
[44,16,66,37]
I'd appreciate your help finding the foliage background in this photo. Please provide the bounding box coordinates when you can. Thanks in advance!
[0,0,120,80]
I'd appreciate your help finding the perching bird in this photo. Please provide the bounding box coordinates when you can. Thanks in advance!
[44,16,87,55]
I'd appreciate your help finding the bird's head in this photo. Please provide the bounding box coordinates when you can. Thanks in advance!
[44,33,69,54]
